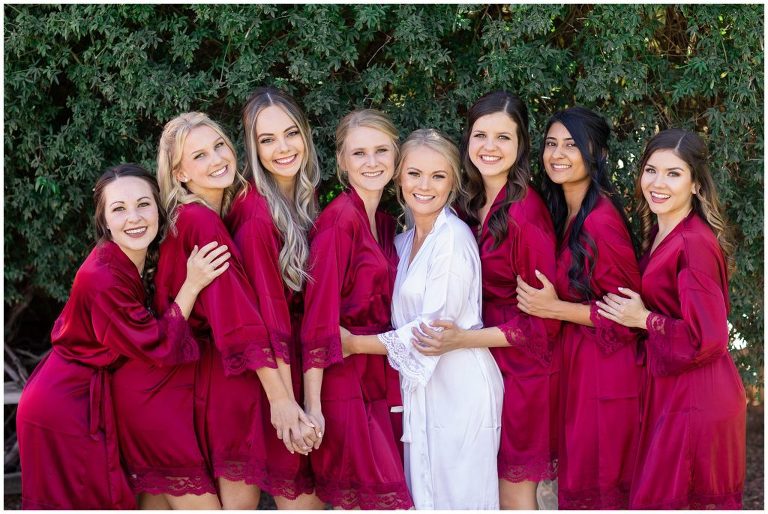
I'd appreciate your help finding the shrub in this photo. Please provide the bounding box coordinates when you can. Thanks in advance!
[4,4,763,389]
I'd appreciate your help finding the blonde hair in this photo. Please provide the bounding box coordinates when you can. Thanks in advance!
[636,128,735,276]
[394,128,465,227]
[335,109,400,185]
[242,87,320,291]
[156,112,248,234]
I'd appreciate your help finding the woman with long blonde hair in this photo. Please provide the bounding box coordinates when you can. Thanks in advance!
[596,129,745,509]
[115,112,314,509]
[224,87,324,509]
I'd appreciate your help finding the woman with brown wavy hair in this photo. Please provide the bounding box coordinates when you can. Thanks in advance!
[411,91,560,509]
[596,129,746,509]
[17,164,229,509]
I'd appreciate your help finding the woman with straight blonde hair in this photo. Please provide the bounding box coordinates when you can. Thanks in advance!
[114,112,314,510]
[224,86,324,509]
[300,109,412,509]
[341,129,504,509]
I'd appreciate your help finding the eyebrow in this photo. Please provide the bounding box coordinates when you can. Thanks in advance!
[350,144,390,152]
[256,125,299,138]
[189,137,224,155]
[473,130,512,136]
[407,167,448,174]
[109,196,151,208]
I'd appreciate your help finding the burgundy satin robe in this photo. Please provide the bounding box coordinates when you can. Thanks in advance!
[224,184,313,499]
[17,241,199,509]
[301,188,412,509]
[555,198,642,509]
[114,203,276,494]
[476,186,561,482]
[630,212,745,509]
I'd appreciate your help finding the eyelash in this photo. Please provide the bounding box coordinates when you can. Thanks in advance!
[473,133,509,140]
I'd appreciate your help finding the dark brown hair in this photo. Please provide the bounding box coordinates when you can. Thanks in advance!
[636,129,735,276]
[459,90,531,247]
[93,163,166,306]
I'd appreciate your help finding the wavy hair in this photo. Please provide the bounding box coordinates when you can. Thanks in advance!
[636,128,735,276]
[335,109,400,185]
[242,87,320,291]
[394,128,465,228]
[156,112,248,235]
[459,91,532,247]
[93,163,165,308]
[538,106,636,301]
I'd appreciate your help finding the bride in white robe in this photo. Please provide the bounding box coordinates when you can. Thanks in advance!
[341,129,504,509]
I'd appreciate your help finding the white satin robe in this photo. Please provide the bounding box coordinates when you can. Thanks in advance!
[378,207,504,510]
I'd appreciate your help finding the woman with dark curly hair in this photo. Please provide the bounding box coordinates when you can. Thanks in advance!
[516,107,642,509]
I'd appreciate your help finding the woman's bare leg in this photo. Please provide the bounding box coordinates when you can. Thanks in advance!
[165,492,222,510]
[218,477,260,510]
[138,492,171,509]
[499,479,538,510]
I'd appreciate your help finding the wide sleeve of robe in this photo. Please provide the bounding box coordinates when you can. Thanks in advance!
[379,217,480,389]
[51,241,199,368]
[90,285,199,367]
[226,190,292,364]
[645,232,730,376]
[300,219,353,371]
[175,204,276,375]
[583,200,642,354]
[496,194,560,366]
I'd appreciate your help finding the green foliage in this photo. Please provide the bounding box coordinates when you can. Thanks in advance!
[4,4,763,388]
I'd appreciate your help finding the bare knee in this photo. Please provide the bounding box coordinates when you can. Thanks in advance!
[165,492,221,510]
[138,492,171,510]
[218,478,260,510]
[499,479,539,510]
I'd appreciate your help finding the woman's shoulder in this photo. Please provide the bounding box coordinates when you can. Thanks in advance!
[509,186,554,230]
[584,197,629,235]
[676,214,724,267]
[75,242,138,294]
[314,192,361,234]
[435,209,478,255]
[175,201,221,226]
[226,184,274,230]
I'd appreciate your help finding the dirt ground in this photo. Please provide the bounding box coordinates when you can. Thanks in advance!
[3,403,764,510]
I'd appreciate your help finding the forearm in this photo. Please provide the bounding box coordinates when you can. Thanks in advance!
[172,280,201,319]
[552,300,594,327]
[275,357,295,401]
[349,334,388,355]
[458,326,510,348]
[256,366,292,402]
[303,367,323,411]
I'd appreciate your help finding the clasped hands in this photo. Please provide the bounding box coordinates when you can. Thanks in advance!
[270,397,324,456]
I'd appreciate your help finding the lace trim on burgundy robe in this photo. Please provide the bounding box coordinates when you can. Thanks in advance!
[303,335,343,371]
[589,301,634,355]
[161,302,200,364]
[497,321,553,366]
[222,344,277,376]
